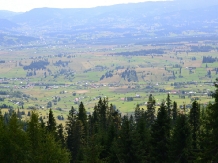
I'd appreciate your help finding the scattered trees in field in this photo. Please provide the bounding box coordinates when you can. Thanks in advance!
[113,49,164,56]
[202,56,218,63]
[121,69,138,82]
[191,46,214,52]
[100,70,113,80]
[23,60,49,70]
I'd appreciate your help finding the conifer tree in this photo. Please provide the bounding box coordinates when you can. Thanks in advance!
[150,102,171,163]
[199,79,218,162]
[133,114,150,162]
[73,120,85,162]
[98,98,108,129]
[166,93,172,117]
[0,109,4,162]
[47,108,56,134]
[117,115,135,163]
[28,111,70,163]
[134,104,141,123]
[189,101,200,151]
[104,104,121,162]
[66,106,86,162]
[27,111,41,161]
[57,123,65,147]
[78,102,87,131]
[83,134,104,163]
[172,101,178,124]
[169,114,192,163]
[146,94,156,127]
[4,112,29,162]
[66,106,77,162]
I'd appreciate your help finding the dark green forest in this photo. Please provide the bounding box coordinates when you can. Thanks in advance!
[1,79,218,163]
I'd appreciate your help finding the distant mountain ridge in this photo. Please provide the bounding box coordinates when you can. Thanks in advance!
[0,0,218,45]
[9,1,218,25]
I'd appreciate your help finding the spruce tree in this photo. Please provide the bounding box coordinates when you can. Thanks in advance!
[172,101,178,124]
[27,111,41,161]
[189,101,200,153]
[117,115,135,163]
[134,104,141,124]
[133,115,150,162]
[73,120,85,162]
[57,123,65,147]
[169,114,192,163]
[28,111,70,163]
[150,102,171,163]
[5,112,29,162]
[0,109,4,162]
[146,94,156,127]
[78,102,87,132]
[47,108,56,134]
[66,106,77,162]
[200,79,218,162]
[166,93,172,117]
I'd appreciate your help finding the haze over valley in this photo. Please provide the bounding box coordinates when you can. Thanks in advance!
[1,0,218,162]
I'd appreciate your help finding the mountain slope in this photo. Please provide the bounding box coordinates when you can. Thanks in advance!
[0,19,19,29]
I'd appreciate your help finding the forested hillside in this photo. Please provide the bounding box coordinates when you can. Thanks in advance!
[1,79,218,162]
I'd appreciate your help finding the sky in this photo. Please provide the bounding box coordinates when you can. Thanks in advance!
[0,0,167,12]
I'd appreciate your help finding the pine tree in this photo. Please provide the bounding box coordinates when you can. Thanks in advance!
[105,104,121,162]
[73,120,85,162]
[166,93,172,117]
[27,111,41,161]
[169,114,192,163]
[0,109,4,162]
[133,115,150,163]
[172,101,178,124]
[134,104,141,123]
[66,106,86,162]
[117,115,135,163]
[47,108,56,134]
[78,102,87,132]
[3,112,29,162]
[98,98,108,129]
[83,134,104,163]
[189,100,200,155]
[66,106,77,162]
[28,111,70,163]
[39,132,70,163]
[199,79,218,162]
[146,94,156,127]
[57,123,65,147]
[150,102,171,163]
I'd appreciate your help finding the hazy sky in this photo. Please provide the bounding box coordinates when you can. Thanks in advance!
[0,0,167,12]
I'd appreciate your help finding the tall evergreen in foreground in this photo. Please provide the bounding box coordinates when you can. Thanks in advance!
[166,93,172,117]
[189,100,200,160]
[199,79,218,162]
[150,102,171,163]
[146,94,156,127]
[169,114,192,163]
[172,101,178,124]
[47,108,56,133]
[0,110,70,163]
[78,102,87,132]
[133,109,150,163]
[117,115,135,163]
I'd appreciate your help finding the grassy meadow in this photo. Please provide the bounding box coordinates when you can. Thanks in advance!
[0,42,218,122]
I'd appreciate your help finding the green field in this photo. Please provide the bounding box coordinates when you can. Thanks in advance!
[0,42,218,121]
